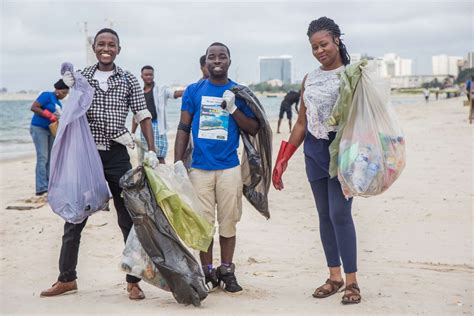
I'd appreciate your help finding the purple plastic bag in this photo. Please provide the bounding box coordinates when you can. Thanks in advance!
[48,62,111,224]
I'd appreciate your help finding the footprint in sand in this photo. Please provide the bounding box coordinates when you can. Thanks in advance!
[6,195,48,210]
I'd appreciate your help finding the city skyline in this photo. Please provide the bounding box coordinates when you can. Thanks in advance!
[1,0,472,91]
[258,55,293,84]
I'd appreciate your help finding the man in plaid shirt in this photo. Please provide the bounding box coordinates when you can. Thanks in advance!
[41,28,158,300]
[131,65,184,164]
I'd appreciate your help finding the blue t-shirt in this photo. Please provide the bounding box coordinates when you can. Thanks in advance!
[31,92,62,129]
[467,80,473,97]
[181,79,254,170]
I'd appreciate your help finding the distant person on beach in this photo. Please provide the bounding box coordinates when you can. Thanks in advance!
[29,79,69,196]
[131,65,183,164]
[423,88,430,102]
[435,87,440,100]
[272,17,361,304]
[40,28,158,300]
[174,42,259,293]
[277,90,300,133]
[466,79,472,102]
[200,54,210,80]
[467,79,474,124]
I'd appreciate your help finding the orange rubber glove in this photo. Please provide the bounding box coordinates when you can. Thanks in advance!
[42,109,57,123]
[272,140,297,190]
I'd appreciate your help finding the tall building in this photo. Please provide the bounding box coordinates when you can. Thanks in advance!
[258,56,292,84]
[372,54,412,78]
[432,54,463,77]
[400,58,413,76]
[467,52,474,68]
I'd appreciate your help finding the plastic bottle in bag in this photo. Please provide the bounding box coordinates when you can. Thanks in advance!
[121,226,170,291]
[352,152,369,192]
[363,162,379,191]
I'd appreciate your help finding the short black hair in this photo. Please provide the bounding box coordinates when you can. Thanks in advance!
[205,42,231,58]
[200,55,206,67]
[54,79,69,90]
[93,28,120,45]
[141,65,154,72]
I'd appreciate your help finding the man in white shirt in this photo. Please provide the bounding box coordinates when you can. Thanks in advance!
[132,65,183,164]
[423,88,430,102]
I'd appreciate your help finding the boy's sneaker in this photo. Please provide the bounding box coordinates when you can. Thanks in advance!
[217,263,243,293]
[202,266,219,292]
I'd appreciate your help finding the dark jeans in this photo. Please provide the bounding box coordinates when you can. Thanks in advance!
[58,143,140,283]
[309,177,357,274]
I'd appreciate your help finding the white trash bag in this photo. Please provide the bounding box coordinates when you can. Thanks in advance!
[337,64,406,198]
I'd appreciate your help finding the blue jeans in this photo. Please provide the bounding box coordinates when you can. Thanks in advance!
[30,125,54,194]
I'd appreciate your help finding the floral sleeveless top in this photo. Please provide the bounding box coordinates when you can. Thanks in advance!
[303,65,344,139]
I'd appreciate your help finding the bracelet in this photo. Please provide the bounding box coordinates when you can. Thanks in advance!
[178,121,191,134]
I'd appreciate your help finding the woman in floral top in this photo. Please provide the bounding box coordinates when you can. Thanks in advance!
[272,17,361,305]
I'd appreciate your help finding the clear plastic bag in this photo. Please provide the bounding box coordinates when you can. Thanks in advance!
[121,227,170,291]
[48,63,111,223]
[338,64,406,198]
[144,162,215,252]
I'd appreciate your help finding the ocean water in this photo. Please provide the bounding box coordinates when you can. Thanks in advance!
[0,100,37,160]
[0,94,420,161]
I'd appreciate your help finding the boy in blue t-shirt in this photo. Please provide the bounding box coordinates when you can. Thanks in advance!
[174,42,259,293]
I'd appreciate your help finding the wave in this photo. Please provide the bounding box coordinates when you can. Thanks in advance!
[0,139,33,144]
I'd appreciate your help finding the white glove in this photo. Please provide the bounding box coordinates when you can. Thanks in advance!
[221,90,237,114]
[173,160,188,178]
[54,105,63,119]
[144,151,159,169]
[62,71,75,88]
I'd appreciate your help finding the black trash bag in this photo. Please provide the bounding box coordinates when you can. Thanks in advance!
[182,85,273,219]
[182,137,194,171]
[120,166,208,306]
[231,85,272,219]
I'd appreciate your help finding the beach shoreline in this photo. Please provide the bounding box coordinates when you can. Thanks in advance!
[0,97,472,315]
[0,93,39,102]
[0,93,441,164]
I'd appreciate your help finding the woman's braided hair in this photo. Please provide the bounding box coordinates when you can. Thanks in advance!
[307,17,350,65]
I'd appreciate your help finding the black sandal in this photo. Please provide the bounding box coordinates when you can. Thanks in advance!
[312,278,344,298]
[341,283,361,304]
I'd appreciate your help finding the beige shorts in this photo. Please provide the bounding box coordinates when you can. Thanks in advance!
[188,166,243,238]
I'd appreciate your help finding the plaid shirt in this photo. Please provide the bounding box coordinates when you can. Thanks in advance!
[81,64,151,150]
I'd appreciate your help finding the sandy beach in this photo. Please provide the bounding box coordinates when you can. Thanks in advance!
[0,97,472,315]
